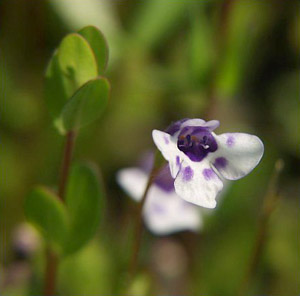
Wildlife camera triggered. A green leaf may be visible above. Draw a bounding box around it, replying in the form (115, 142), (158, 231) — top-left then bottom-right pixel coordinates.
(24, 186), (68, 252)
(78, 26), (109, 73)
(64, 163), (104, 255)
(45, 33), (98, 120)
(61, 77), (110, 131)
(45, 51), (67, 120)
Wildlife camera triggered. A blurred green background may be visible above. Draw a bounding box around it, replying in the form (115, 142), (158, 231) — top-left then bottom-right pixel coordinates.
(0, 0), (299, 295)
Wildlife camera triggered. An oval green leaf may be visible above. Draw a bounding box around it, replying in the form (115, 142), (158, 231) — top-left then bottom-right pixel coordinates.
(64, 163), (104, 255)
(61, 77), (110, 131)
(24, 186), (68, 252)
(45, 33), (98, 120)
(78, 26), (109, 73)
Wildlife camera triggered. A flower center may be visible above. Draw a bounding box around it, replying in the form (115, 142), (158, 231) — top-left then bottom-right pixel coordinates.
(177, 127), (218, 162)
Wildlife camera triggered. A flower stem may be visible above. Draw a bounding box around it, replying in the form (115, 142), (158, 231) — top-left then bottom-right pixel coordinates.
(127, 153), (164, 285)
(58, 131), (76, 201)
(43, 130), (76, 296)
(128, 167), (156, 279)
(43, 247), (58, 296)
(238, 159), (284, 296)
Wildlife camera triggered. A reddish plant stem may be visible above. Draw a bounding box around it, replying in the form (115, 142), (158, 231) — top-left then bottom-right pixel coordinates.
(58, 131), (76, 201)
(43, 130), (76, 296)
(43, 248), (58, 296)
(238, 160), (284, 296)
(127, 165), (159, 283)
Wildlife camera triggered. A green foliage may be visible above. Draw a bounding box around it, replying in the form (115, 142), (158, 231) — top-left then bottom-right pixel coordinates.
(131, 0), (188, 49)
(61, 77), (110, 131)
(2, 1), (300, 295)
(24, 163), (104, 256)
(215, 1), (274, 98)
(188, 4), (215, 86)
(45, 33), (98, 119)
(64, 163), (104, 255)
(78, 26), (109, 73)
(24, 186), (68, 252)
(45, 26), (109, 132)
(59, 241), (114, 296)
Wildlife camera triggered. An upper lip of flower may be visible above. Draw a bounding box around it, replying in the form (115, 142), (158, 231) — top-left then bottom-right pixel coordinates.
(152, 118), (264, 209)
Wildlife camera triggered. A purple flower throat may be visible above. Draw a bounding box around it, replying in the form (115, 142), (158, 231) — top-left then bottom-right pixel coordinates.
(177, 127), (218, 162)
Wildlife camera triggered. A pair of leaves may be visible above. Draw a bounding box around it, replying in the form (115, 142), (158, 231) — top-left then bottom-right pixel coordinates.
(24, 163), (104, 256)
(45, 26), (109, 133)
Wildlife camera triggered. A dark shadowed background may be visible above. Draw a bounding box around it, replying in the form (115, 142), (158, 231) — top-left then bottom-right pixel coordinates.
(0, 0), (299, 295)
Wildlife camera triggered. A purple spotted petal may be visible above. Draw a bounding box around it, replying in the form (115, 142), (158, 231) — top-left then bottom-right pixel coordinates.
(214, 157), (228, 170)
(182, 166), (194, 182)
(226, 135), (235, 147)
(202, 168), (216, 181)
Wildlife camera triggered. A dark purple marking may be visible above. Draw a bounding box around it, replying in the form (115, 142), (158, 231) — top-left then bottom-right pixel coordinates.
(202, 168), (215, 181)
(151, 203), (166, 215)
(165, 118), (189, 136)
(226, 135), (235, 147)
(154, 165), (174, 192)
(177, 126), (218, 162)
(176, 156), (181, 166)
(214, 157), (228, 170)
(183, 166), (194, 182)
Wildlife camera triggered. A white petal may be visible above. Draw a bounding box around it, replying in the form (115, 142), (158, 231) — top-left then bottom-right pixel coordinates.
(152, 129), (175, 160)
(116, 168), (147, 201)
(181, 119), (206, 128)
(152, 129), (181, 178)
(212, 133), (264, 180)
(203, 120), (220, 130)
(143, 185), (201, 235)
(181, 119), (220, 131)
(174, 160), (223, 209)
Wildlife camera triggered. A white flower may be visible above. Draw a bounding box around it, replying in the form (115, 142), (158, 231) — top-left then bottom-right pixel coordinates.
(152, 119), (264, 209)
(117, 165), (201, 235)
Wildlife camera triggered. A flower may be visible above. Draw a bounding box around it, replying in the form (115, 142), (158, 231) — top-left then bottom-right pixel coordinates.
(152, 119), (264, 209)
(117, 163), (201, 235)
(12, 223), (40, 260)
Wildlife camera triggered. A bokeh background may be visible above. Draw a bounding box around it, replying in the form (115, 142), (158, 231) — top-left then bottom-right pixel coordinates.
(0, 0), (299, 295)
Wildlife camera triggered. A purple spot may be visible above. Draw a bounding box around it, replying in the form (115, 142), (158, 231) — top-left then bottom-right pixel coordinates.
(176, 156), (180, 166)
(226, 135), (235, 147)
(214, 157), (228, 170)
(164, 136), (169, 144)
(183, 166), (194, 182)
(152, 203), (166, 215)
(202, 168), (215, 181)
